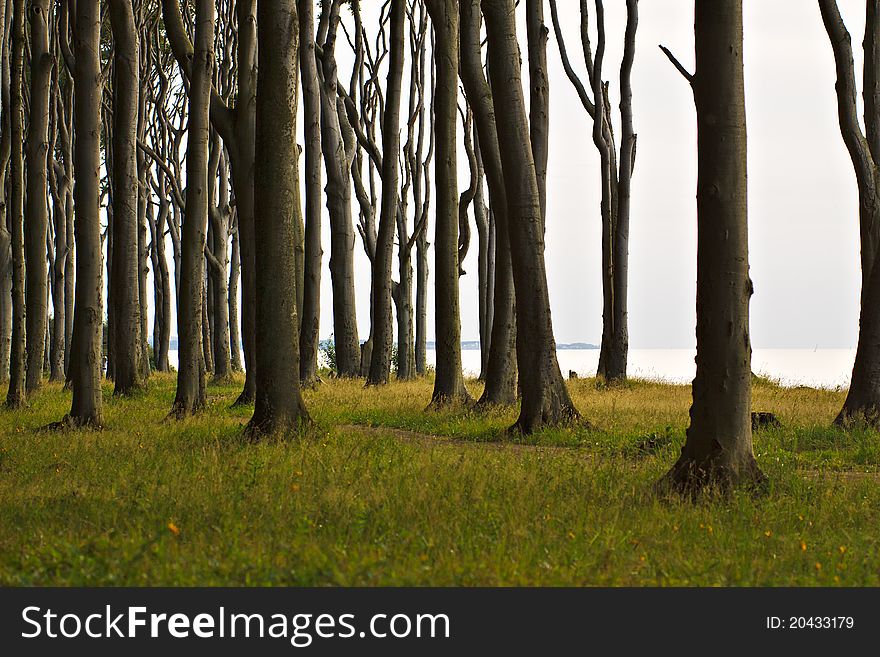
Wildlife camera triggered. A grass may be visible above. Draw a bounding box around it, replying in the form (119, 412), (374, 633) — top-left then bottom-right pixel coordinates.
(0, 372), (878, 586)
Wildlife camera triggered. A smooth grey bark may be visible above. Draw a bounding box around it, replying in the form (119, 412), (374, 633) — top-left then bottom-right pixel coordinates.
(473, 132), (491, 380)
(658, 0), (763, 492)
(426, 0), (470, 405)
(170, 0), (213, 417)
(206, 134), (232, 381)
(47, 68), (67, 383)
(549, 0), (635, 383)
(367, 0), (405, 386)
(229, 222), (242, 371)
(460, 0), (517, 406)
(0, 0), (12, 382)
(526, 0), (549, 226)
(65, 0), (104, 426)
(819, 0), (880, 426)
(5, 0), (24, 408)
(317, 0), (360, 377)
(299, 0), (322, 386)
(23, 0), (52, 394)
(161, 0), (257, 405)
(108, 0), (145, 395)
(247, 0), (310, 435)
(483, 0), (578, 432)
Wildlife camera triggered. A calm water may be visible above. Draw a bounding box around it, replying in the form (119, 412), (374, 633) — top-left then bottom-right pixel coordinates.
(168, 348), (857, 390)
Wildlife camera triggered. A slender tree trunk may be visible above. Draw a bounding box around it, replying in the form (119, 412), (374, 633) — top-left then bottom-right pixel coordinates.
(426, 0), (469, 405)
(415, 226), (429, 375)
(659, 0), (762, 492)
(299, 0), (322, 386)
(820, 0), (880, 425)
(0, 0), (13, 383)
(460, 0), (516, 406)
(148, 192), (172, 372)
(229, 223), (242, 371)
(64, 0), (104, 426)
(170, 0), (213, 417)
(5, 0), (24, 408)
(474, 136), (491, 380)
(526, 0), (549, 226)
(108, 0), (144, 395)
(23, 0), (52, 394)
(483, 0), (577, 431)
(367, 0), (405, 386)
(247, 0), (310, 436)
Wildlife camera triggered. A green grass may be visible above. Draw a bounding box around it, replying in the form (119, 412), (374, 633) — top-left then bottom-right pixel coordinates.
(0, 372), (878, 585)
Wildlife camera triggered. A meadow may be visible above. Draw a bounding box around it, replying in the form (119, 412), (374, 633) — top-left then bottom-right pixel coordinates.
(0, 372), (877, 586)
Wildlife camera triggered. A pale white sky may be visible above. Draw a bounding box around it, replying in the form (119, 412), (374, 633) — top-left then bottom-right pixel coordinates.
(315, 0), (867, 350)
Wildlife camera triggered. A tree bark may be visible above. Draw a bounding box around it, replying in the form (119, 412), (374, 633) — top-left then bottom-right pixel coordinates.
(526, 0), (550, 226)
(317, 1), (360, 377)
(659, 0), (763, 492)
(247, 0), (310, 435)
(820, 0), (880, 426)
(460, 0), (517, 407)
(229, 222), (242, 371)
(299, 0), (322, 386)
(5, 0), (24, 407)
(65, 0), (104, 426)
(23, 0), (52, 394)
(170, 0), (213, 417)
(366, 0), (405, 386)
(427, 0), (470, 405)
(483, 0), (578, 432)
(108, 0), (145, 395)
(0, 0), (13, 383)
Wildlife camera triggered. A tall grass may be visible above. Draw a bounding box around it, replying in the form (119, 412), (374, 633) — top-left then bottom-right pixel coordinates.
(0, 373), (877, 585)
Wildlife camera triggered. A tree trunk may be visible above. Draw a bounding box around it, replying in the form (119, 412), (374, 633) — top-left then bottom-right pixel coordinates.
(108, 0), (144, 395)
(5, 0), (25, 407)
(483, 0), (577, 431)
(229, 223), (242, 371)
(65, 0), (104, 426)
(0, 0), (13, 383)
(317, 2), (360, 377)
(366, 0), (405, 386)
(460, 0), (517, 407)
(426, 0), (469, 405)
(23, 0), (52, 394)
(820, 0), (880, 425)
(659, 0), (763, 492)
(247, 0), (310, 435)
(299, 0), (322, 386)
(170, 0), (213, 417)
(526, 0), (549, 226)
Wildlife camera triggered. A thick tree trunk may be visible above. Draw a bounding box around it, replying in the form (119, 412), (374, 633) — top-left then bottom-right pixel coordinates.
(5, 0), (25, 407)
(299, 0), (322, 386)
(24, 0), (52, 394)
(460, 0), (517, 407)
(483, 0), (577, 432)
(65, 0), (104, 426)
(659, 0), (763, 492)
(427, 0), (469, 405)
(170, 0), (213, 417)
(247, 0), (310, 436)
(367, 0), (405, 386)
(108, 0), (144, 395)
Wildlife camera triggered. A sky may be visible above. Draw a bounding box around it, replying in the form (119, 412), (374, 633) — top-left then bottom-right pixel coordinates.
(147, 1), (869, 351)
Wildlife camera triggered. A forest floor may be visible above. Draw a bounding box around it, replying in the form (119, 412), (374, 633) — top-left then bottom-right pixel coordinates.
(1, 372), (878, 585)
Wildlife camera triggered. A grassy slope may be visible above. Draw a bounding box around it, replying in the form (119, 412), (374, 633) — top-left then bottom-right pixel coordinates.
(0, 372), (877, 586)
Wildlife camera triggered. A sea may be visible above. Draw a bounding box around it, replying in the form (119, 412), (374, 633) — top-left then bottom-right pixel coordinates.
(166, 348), (857, 390)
